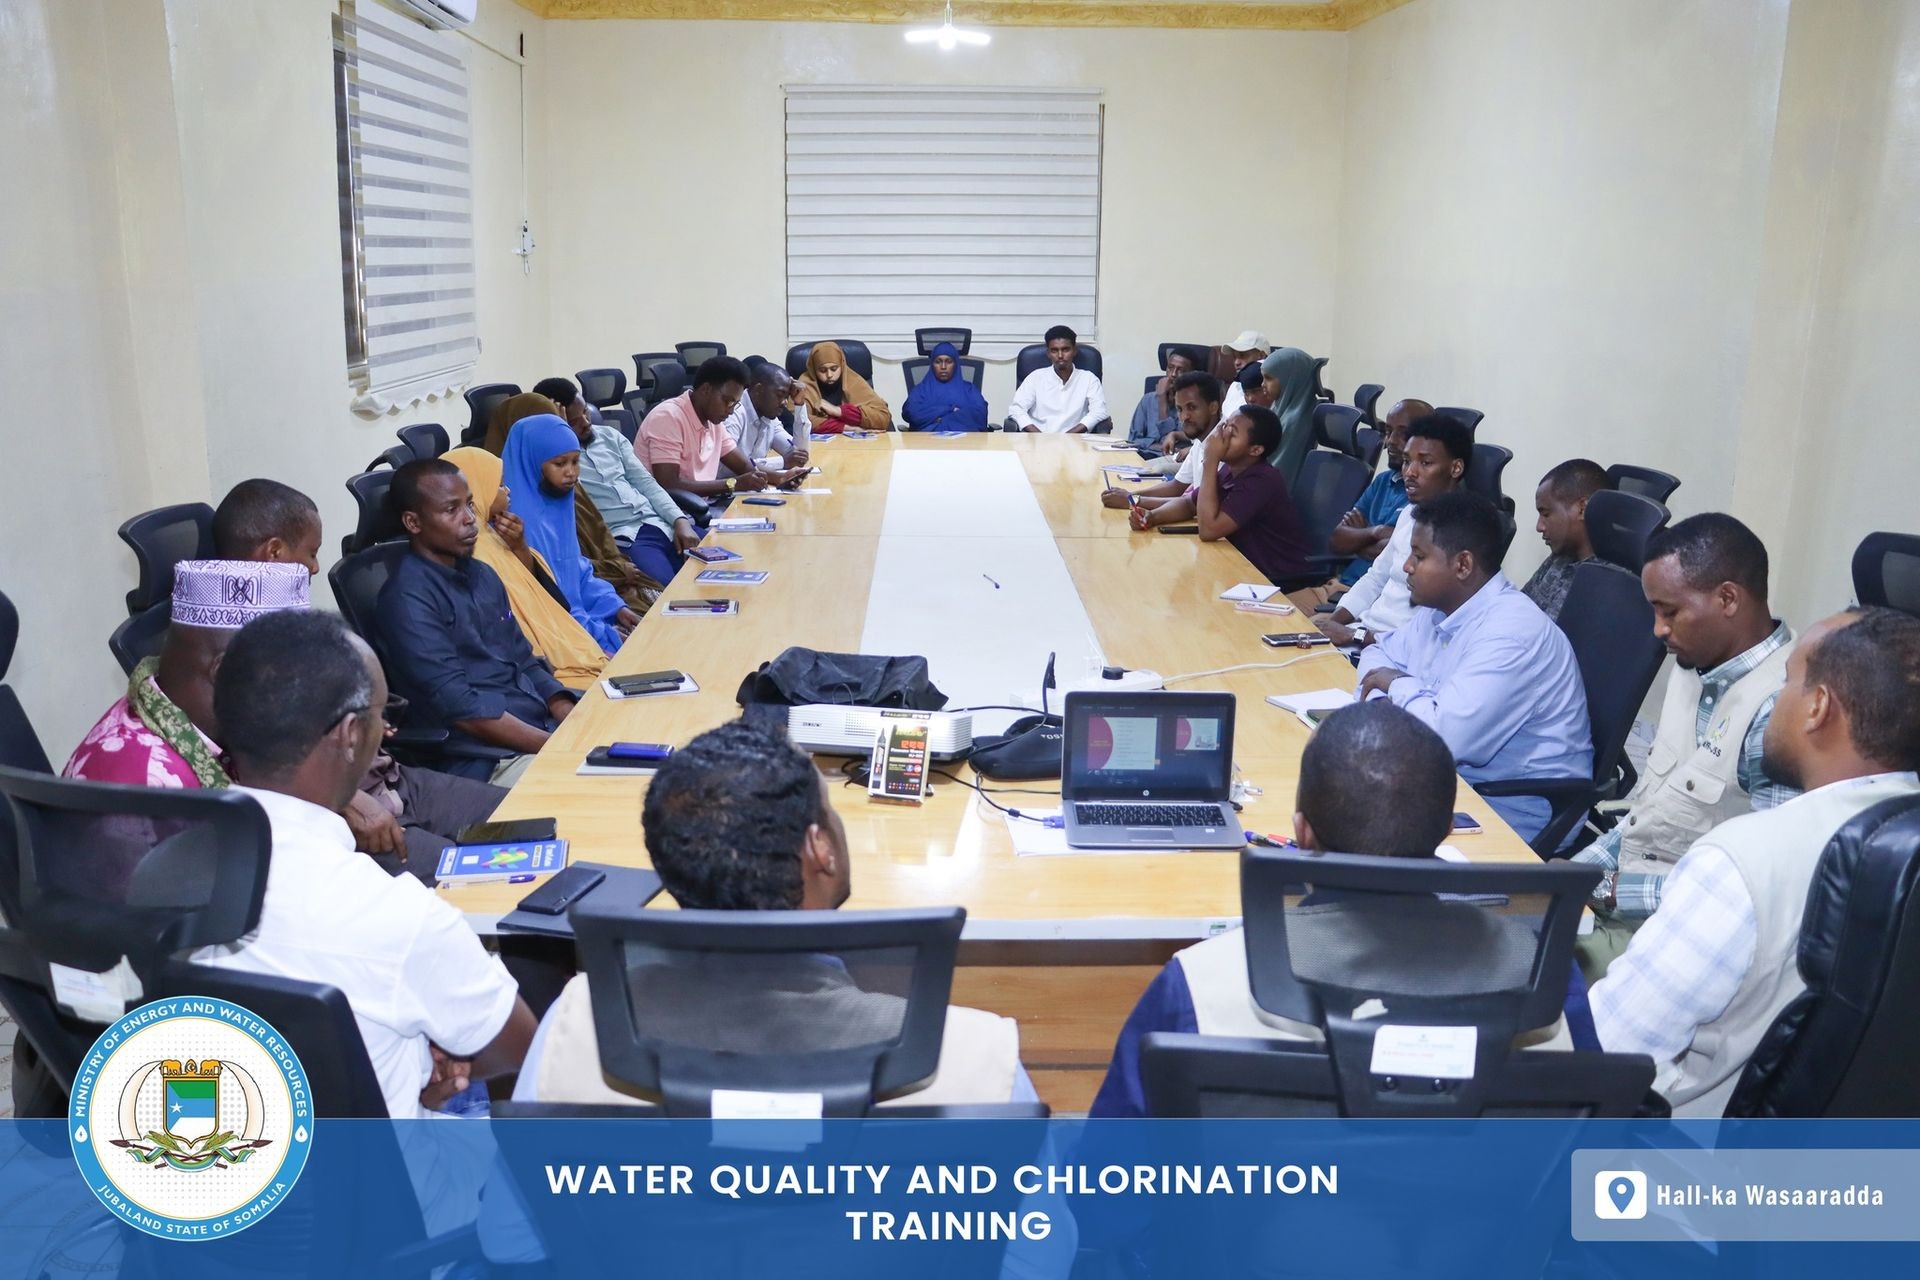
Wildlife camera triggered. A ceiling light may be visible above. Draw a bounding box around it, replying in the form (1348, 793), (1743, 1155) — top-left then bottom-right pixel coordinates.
(905, 2), (990, 50)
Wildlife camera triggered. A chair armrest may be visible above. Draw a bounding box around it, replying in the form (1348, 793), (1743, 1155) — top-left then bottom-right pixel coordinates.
(1473, 776), (1597, 801)
(384, 727), (449, 751)
(1002, 417), (1020, 432)
(1473, 776), (1600, 857)
(666, 489), (709, 521)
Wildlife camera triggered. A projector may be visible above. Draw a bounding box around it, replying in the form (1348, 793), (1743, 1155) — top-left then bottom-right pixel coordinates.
(785, 705), (974, 760)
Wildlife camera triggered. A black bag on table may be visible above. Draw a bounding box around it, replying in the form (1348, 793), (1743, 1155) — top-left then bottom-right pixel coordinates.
(735, 647), (949, 712)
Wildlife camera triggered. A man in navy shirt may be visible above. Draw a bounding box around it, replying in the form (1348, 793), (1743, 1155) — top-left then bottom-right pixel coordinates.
(377, 460), (573, 785)
(1089, 699), (1599, 1118)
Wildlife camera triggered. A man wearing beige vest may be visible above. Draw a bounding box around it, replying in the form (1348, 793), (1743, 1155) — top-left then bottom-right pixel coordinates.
(1574, 514), (1799, 978)
(511, 717), (1033, 1109)
(1590, 607), (1920, 1118)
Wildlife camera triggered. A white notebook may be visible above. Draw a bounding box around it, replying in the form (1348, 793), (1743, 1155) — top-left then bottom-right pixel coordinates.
(1265, 688), (1352, 729)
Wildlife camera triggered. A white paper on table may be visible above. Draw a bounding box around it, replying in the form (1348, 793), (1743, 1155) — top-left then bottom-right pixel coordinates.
(1220, 583), (1279, 603)
(1265, 688), (1353, 716)
(788, 487), (832, 496)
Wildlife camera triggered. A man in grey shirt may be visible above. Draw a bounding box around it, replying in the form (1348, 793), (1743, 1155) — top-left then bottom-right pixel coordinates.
(534, 376), (698, 586)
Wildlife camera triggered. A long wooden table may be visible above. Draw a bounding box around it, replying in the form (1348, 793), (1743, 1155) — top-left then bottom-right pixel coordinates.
(444, 433), (1534, 1109)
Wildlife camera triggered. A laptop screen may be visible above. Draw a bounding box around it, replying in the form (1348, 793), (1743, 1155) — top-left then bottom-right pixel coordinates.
(1063, 691), (1236, 800)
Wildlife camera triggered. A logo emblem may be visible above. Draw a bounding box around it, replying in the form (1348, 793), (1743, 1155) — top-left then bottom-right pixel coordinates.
(70, 997), (313, 1240)
(1594, 1169), (1647, 1220)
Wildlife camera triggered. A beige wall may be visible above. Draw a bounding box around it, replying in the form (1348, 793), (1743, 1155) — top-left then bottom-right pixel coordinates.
(539, 20), (1348, 412)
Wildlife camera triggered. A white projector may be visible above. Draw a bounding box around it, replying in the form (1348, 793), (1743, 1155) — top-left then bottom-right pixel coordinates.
(785, 705), (974, 760)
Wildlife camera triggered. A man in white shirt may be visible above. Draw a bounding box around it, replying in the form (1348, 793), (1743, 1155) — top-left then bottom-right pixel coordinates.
(1008, 325), (1110, 434)
(1100, 372), (1223, 502)
(194, 610), (535, 1120)
(1316, 412), (1471, 647)
(1217, 328), (1271, 424)
(721, 363), (811, 482)
(1590, 606), (1920, 1116)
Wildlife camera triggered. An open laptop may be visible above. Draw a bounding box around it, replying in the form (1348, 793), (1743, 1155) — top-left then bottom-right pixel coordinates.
(1062, 690), (1242, 849)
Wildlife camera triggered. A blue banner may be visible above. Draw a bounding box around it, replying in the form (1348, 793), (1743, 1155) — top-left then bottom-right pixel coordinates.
(6, 1117), (1920, 1277)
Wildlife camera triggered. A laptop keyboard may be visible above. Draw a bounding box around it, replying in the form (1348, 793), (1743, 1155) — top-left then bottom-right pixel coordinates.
(1075, 802), (1228, 828)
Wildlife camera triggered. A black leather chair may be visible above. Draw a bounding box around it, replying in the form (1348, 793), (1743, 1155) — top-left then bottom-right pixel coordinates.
(1433, 405), (1485, 436)
(340, 468), (403, 556)
(1585, 489), (1669, 573)
(1157, 342), (1212, 373)
(1851, 531), (1920, 616)
(365, 441), (414, 471)
(117, 502), (216, 616)
(1605, 463), (1681, 504)
(619, 389), (651, 441)
(0, 591), (50, 774)
(674, 341), (727, 369)
(1011, 341), (1102, 384)
(575, 367), (628, 409)
(785, 340), (875, 384)
(1290, 450), (1375, 580)
(901, 356), (985, 392)
(395, 421), (448, 461)
(1353, 382), (1386, 427)
(1468, 441), (1515, 514)
(914, 326), (972, 356)
(601, 406), (638, 441)
(650, 359), (689, 405)
(1726, 794), (1920, 1116)
(1479, 561), (1669, 854)
(631, 352), (683, 403)
(461, 382), (519, 447)
(108, 601), (172, 676)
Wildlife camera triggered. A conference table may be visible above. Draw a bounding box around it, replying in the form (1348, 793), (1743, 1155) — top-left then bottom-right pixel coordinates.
(442, 431), (1534, 1110)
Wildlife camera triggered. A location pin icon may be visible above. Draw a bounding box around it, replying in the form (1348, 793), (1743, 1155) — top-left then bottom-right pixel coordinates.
(1609, 1178), (1635, 1213)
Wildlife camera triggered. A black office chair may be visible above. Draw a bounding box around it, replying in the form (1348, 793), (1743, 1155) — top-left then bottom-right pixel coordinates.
(107, 601), (172, 676)
(1478, 561), (1669, 854)
(0, 591), (50, 775)
(1605, 463), (1681, 504)
(395, 421), (448, 461)
(619, 389), (651, 442)
(1468, 441), (1515, 514)
(1012, 342), (1103, 384)
(461, 381), (519, 447)
(901, 356), (986, 392)
(340, 468), (403, 556)
(1851, 531), (1920, 616)
(649, 359), (689, 405)
(631, 352), (683, 403)
(674, 341), (727, 369)
(1289, 451), (1375, 581)
(1727, 794), (1920, 1117)
(1312, 402), (1366, 456)
(914, 326), (973, 356)
(1156, 342), (1212, 374)
(1585, 489), (1669, 573)
(365, 441), (414, 472)
(1353, 382), (1386, 427)
(601, 406), (638, 441)
(117, 502), (216, 616)
(575, 367), (628, 409)
(1353, 424), (1384, 471)
(1141, 847), (1651, 1117)
(1310, 355), (1333, 403)
(784, 340), (876, 385)
(1433, 405), (1485, 436)
(1496, 509), (1518, 565)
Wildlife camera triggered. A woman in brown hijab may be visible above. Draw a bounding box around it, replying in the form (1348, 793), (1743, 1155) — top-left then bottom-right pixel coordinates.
(796, 341), (890, 433)
(484, 392), (661, 612)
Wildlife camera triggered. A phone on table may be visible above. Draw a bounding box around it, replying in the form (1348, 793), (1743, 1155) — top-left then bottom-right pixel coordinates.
(1157, 524), (1200, 535)
(456, 816), (557, 844)
(742, 496), (786, 506)
(516, 865), (606, 915)
(1263, 633), (1333, 649)
(687, 546), (733, 563)
(609, 669), (685, 694)
(607, 742), (675, 763)
(1452, 812), (1484, 835)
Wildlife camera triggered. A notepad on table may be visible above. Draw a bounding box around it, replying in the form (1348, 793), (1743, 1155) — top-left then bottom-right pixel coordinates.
(1265, 688), (1352, 730)
(1220, 583), (1279, 603)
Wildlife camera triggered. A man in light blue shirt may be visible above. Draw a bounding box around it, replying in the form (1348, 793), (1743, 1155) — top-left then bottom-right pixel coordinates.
(1355, 490), (1592, 844)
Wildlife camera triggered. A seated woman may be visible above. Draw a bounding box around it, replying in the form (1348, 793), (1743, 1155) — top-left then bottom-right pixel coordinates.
(1259, 346), (1320, 485)
(797, 341), (890, 433)
(445, 446), (609, 685)
(499, 414), (640, 655)
(901, 343), (990, 432)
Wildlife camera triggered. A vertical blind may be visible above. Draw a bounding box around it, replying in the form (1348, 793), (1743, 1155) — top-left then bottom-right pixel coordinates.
(334, 0), (479, 413)
(785, 86), (1102, 360)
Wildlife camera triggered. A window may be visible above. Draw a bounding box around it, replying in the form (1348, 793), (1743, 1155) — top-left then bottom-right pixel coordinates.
(334, 0), (479, 413)
(784, 86), (1102, 359)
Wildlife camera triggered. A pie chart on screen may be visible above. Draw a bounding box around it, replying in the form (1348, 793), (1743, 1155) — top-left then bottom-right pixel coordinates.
(1086, 716), (1114, 769)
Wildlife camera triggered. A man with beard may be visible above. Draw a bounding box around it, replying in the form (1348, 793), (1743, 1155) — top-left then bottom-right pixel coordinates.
(1590, 606), (1920, 1116)
(1572, 514), (1798, 976)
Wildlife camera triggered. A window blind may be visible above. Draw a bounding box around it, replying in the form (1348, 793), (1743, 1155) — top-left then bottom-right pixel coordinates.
(785, 86), (1102, 360)
(334, 0), (478, 413)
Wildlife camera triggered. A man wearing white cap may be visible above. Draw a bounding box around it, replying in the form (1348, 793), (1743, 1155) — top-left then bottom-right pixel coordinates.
(65, 559), (500, 879)
(1218, 329), (1272, 424)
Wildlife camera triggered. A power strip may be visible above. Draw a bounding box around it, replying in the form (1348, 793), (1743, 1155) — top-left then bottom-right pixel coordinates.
(1042, 667), (1165, 715)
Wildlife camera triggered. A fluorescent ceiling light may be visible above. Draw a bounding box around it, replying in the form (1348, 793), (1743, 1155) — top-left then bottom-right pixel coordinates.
(905, 2), (990, 50)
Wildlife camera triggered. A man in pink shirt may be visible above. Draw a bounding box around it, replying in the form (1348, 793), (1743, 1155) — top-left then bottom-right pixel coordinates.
(636, 355), (769, 500)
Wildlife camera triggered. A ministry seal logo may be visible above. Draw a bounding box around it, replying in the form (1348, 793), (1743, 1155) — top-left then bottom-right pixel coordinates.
(69, 996), (313, 1241)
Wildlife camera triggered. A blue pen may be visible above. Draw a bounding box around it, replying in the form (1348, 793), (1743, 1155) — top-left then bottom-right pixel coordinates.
(1245, 831), (1296, 849)
(507, 874), (537, 884)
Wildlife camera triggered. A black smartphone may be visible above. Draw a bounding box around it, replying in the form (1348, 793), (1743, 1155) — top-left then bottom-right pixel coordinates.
(1263, 633), (1333, 648)
(456, 816), (557, 844)
(1157, 524), (1200, 535)
(610, 669), (684, 692)
(742, 496), (786, 506)
(1452, 811), (1484, 834)
(517, 865), (606, 915)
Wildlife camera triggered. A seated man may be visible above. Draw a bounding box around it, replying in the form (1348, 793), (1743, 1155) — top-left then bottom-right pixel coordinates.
(1324, 398), (1430, 590)
(1008, 324), (1110, 434)
(1573, 513), (1798, 975)
(378, 460), (574, 786)
(1125, 347), (1195, 452)
(516, 717), (1031, 1108)
(1089, 700), (1599, 1118)
(1216, 329), (1271, 423)
(1592, 606), (1920, 1117)
(1316, 411), (1471, 647)
(721, 362), (813, 473)
(1102, 372), (1223, 496)
(194, 610), (536, 1119)
(1522, 458), (1610, 619)
(1356, 491), (1592, 844)
(536, 375), (702, 587)
(636, 355), (769, 500)
(1123, 406), (1314, 594)
(211, 477), (324, 575)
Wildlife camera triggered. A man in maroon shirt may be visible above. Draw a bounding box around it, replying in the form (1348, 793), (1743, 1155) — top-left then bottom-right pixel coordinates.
(1125, 405), (1313, 595)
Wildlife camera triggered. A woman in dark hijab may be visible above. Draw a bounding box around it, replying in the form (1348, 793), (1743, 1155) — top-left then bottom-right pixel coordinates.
(901, 343), (990, 432)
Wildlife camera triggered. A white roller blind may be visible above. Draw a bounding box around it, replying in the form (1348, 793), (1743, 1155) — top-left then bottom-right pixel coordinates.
(785, 86), (1102, 360)
(335, 0), (478, 413)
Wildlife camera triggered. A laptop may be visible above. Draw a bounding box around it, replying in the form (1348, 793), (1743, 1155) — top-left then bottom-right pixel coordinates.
(1061, 690), (1243, 849)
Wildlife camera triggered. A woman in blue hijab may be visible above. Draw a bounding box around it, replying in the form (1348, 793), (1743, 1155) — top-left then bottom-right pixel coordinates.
(901, 343), (990, 432)
(500, 414), (637, 654)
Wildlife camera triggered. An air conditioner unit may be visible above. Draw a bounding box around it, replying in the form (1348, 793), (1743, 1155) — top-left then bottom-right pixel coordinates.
(785, 705), (974, 762)
(390, 0), (477, 30)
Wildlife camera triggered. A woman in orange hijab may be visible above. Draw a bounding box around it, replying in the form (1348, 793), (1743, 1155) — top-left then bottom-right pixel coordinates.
(796, 341), (890, 433)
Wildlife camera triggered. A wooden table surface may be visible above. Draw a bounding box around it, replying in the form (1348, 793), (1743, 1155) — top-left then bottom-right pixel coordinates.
(443, 431), (1534, 930)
